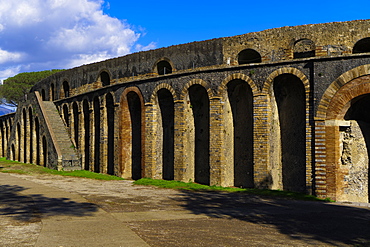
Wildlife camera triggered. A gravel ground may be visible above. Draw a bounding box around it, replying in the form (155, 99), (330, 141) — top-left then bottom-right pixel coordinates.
(1, 173), (370, 246)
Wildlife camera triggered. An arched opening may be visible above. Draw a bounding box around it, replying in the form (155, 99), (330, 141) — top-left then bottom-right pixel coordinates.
(157, 60), (172, 75)
(63, 104), (69, 127)
(106, 94), (115, 175)
(272, 74), (306, 192)
(28, 108), (33, 163)
(157, 88), (174, 180)
(35, 117), (40, 166)
(83, 100), (90, 171)
(17, 123), (21, 161)
(238, 49), (262, 65)
(227, 79), (254, 187)
(127, 91), (143, 180)
(341, 94), (370, 202)
(23, 109), (27, 163)
(188, 84), (210, 185)
(11, 144), (15, 161)
(293, 39), (315, 59)
(353, 37), (370, 54)
(50, 83), (55, 101)
(101, 71), (110, 86)
(93, 97), (100, 173)
(63, 81), (70, 98)
(41, 89), (46, 101)
(72, 102), (79, 148)
(42, 136), (47, 167)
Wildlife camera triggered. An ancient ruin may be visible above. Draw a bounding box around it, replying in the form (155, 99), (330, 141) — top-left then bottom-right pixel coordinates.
(1, 20), (370, 202)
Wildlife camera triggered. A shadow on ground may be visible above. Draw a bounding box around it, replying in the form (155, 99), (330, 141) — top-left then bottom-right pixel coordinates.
(0, 184), (98, 222)
(175, 190), (370, 246)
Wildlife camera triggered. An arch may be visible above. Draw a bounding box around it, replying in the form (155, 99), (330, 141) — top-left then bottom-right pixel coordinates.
(150, 83), (177, 103)
(93, 96), (101, 173)
(63, 104), (69, 127)
(353, 37), (370, 54)
(183, 83), (210, 185)
(237, 49), (262, 65)
(263, 67), (310, 94)
(106, 93), (115, 175)
(226, 79), (254, 187)
(41, 89), (46, 101)
(119, 87), (145, 179)
(11, 144), (15, 161)
(154, 58), (174, 75)
(293, 39), (315, 59)
(42, 136), (47, 167)
(100, 71), (111, 86)
(271, 74), (306, 192)
(157, 88), (175, 180)
(50, 83), (55, 101)
(218, 73), (259, 96)
(22, 108), (27, 163)
(320, 71), (370, 202)
(35, 117), (40, 166)
(72, 102), (79, 148)
(180, 79), (212, 99)
(83, 100), (90, 171)
(28, 107), (33, 164)
(63, 81), (70, 98)
(17, 123), (21, 161)
(316, 64), (370, 120)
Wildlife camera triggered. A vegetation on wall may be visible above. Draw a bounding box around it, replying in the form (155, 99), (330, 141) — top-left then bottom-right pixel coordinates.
(0, 69), (64, 106)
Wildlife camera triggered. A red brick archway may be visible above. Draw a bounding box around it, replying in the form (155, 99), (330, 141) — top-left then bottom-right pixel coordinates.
(119, 87), (145, 179)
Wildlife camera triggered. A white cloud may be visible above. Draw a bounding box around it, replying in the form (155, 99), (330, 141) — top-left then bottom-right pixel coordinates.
(0, 0), (154, 80)
(0, 66), (21, 82)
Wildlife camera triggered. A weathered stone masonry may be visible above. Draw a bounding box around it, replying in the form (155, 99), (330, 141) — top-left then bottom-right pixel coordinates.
(2, 20), (370, 202)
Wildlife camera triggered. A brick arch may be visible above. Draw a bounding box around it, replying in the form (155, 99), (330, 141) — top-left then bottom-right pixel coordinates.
(317, 64), (370, 120)
(152, 57), (176, 74)
(119, 86), (145, 179)
(262, 67), (310, 94)
(218, 73), (258, 96)
(180, 79), (213, 100)
(96, 68), (112, 81)
(150, 83), (178, 104)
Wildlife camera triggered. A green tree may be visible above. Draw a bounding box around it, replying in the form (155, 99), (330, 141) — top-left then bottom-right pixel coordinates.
(0, 69), (64, 106)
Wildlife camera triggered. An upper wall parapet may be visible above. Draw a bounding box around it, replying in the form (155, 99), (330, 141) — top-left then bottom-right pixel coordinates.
(30, 19), (370, 100)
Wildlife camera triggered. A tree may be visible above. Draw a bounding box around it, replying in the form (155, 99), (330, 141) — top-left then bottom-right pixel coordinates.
(0, 69), (64, 107)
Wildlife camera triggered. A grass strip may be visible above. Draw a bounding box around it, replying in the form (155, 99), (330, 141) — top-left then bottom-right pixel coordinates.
(134, 178), (333, 202)
(0, 157), (123, 180)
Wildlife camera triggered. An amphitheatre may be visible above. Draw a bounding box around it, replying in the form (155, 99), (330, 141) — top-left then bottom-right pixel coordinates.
(1, 19), (370, 203)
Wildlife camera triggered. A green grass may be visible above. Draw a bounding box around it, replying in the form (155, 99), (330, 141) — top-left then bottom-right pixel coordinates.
(134, 178), (333, 202)
(0, 157), (123, 180)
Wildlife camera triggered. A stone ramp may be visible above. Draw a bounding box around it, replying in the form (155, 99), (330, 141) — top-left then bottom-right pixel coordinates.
(41, 101), (80, 170)
(0, 173), (149, 247)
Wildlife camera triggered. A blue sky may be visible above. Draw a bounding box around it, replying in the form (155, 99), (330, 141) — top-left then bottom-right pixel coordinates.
(0, 0), (369, 82)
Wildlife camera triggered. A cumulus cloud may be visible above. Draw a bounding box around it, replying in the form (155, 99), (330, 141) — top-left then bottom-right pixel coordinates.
(0, 0), (153, 80)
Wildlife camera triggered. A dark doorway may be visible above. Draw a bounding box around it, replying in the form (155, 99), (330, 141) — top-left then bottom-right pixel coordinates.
(293, 39), (315, 59)
(63, 105), (69, 127)
(158, 88), (174, 180)
(72, 102), (79, 148)
(93, 97), (100, 173)
(29, 108), (33, 163)
(35, 118), (40, 166)
(157, 61), (172, 75)
(227, 79), (254, 187)
(238, 49), (262, 65)
(127, 91), (142, 180)
(353, 37), (370, 54)
(189, 85), (210, 185)
(42, 136), (47, 167)
(83, 100), (90, 171)
(106, 94), (115, 175)
(63, 81), (70, 98)
(23, 109), (27, 163)
(273, 74), (306, 192)
(101, 72), (110, 86)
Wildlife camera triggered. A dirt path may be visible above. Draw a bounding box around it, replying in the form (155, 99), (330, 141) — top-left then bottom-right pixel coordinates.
(1, 173), (370, 246)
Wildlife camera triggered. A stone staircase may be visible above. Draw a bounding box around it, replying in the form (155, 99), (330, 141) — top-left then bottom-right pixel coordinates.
(41, 101), (81, 171)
